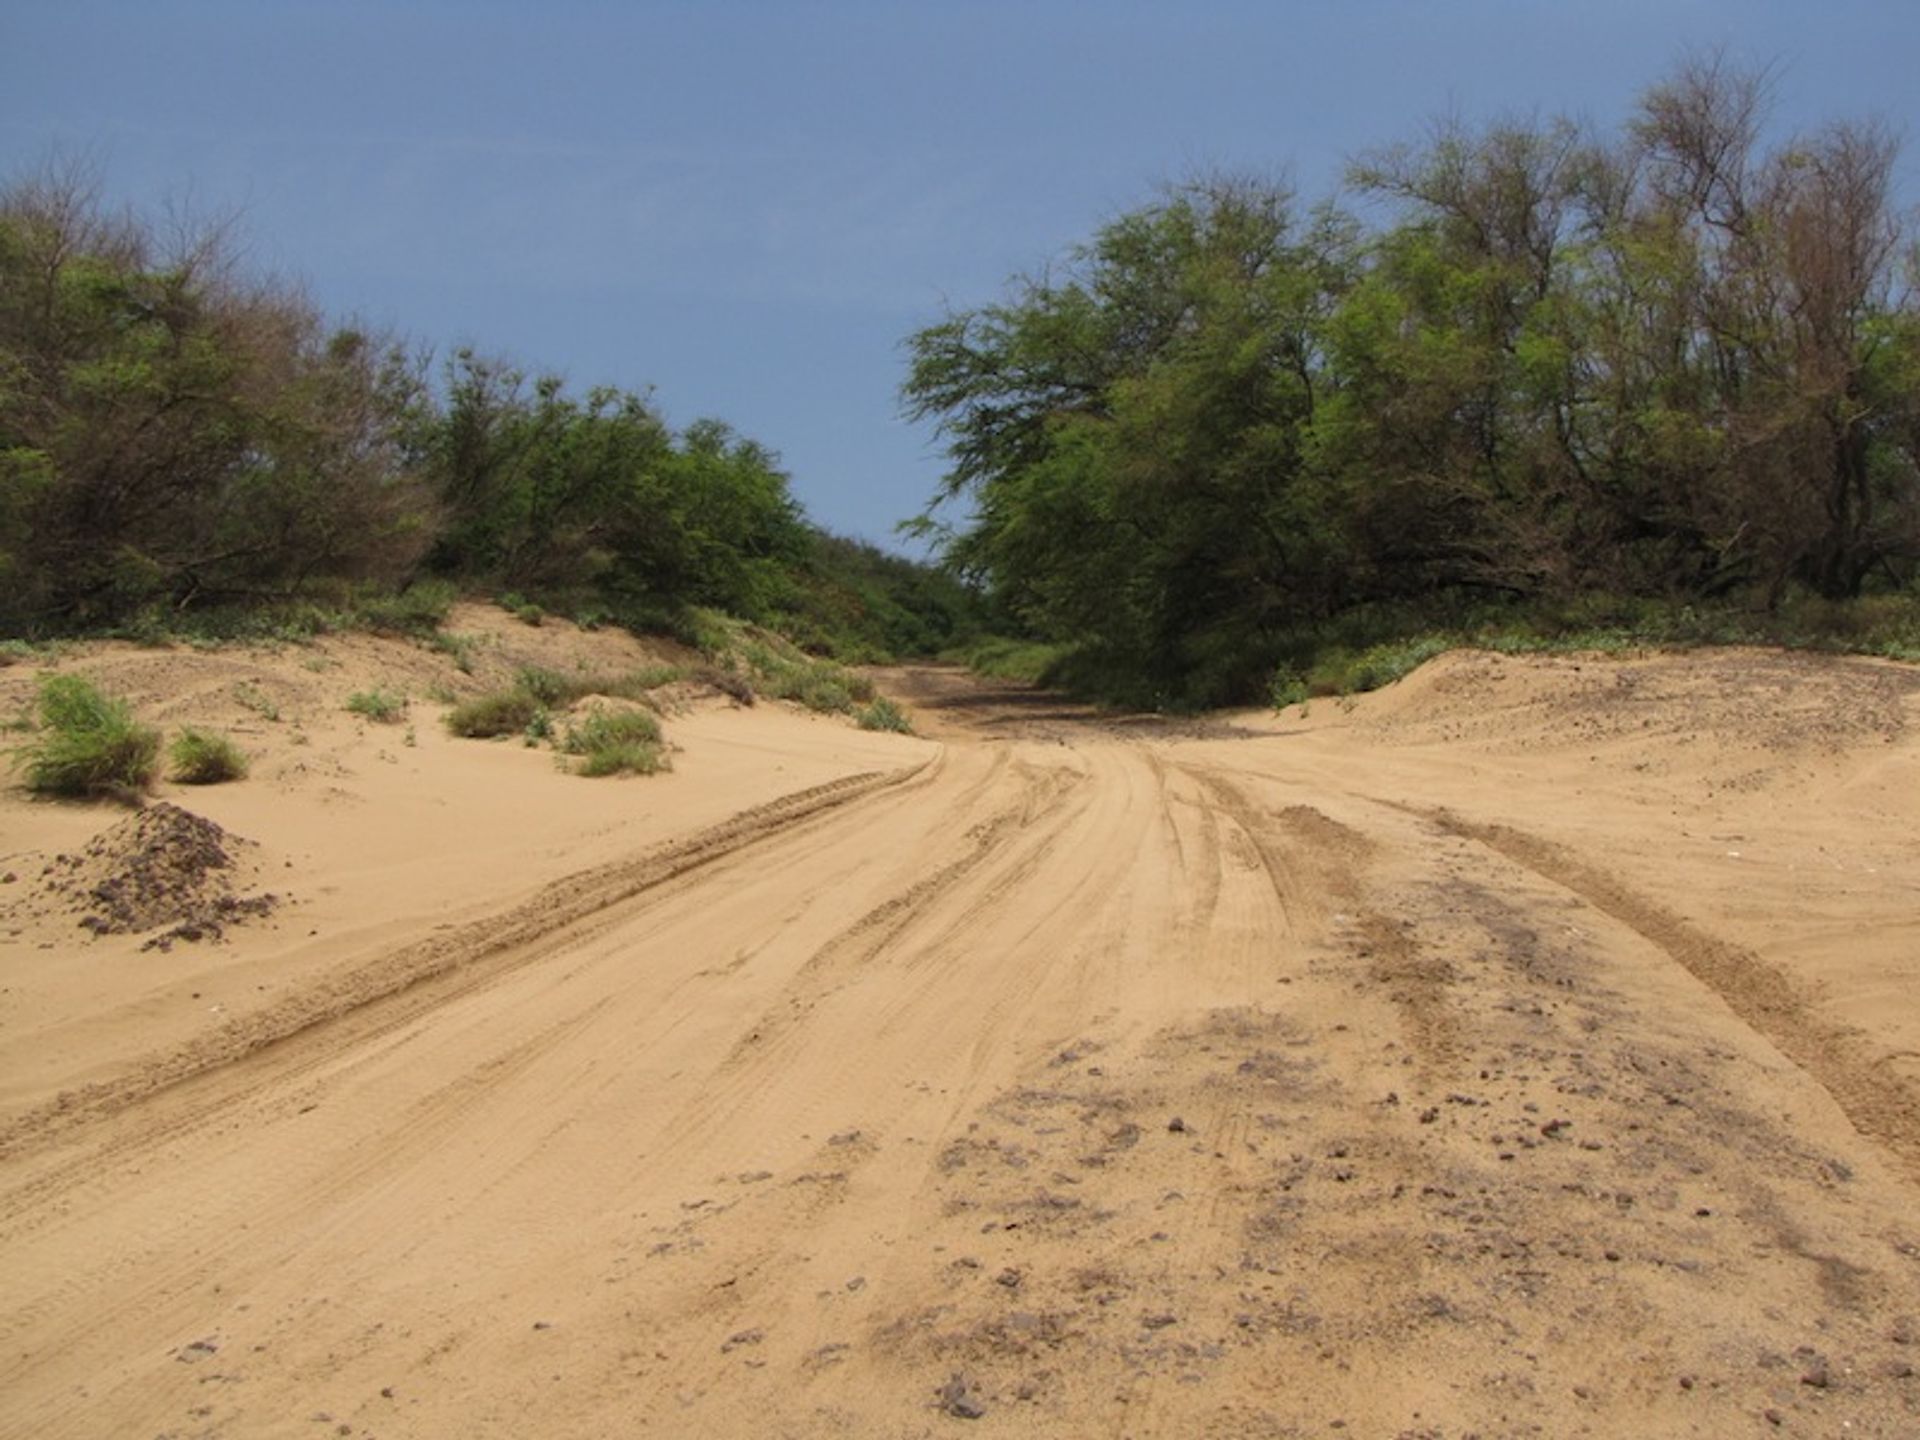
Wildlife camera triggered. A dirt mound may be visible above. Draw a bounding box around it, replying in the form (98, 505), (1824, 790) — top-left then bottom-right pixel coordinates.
(1353, 647), (1920, 754)
(34, 803), (278, 949)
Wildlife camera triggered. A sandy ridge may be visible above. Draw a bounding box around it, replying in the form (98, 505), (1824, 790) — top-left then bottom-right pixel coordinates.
(0, 761), (929, 1172)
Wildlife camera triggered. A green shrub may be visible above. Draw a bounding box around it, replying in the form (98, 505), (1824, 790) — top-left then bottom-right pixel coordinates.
(791, 669), (853, 713)
(750, 650), (862, 714)
(346, 688), (407, 723)
(445, 690), (542, 738)
(169, 728), (248, 784)
(695, 665), (755, 705)
(600, 664), (688, 699)
(14, 674), (160, 796)
(353, 580), (458, 636)
(1269, 669), (1309, 709)
(949, 637), (1066, 685)
(515, 665), (584, 706)
(562, 708), (667, 777)
(856, 696), (913, 733)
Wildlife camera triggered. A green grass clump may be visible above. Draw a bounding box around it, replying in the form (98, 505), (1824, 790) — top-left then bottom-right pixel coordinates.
(789, 669), (853, 713)
(856, 696), (913, 733)
(751, 651), (866, 715)
(346, 688), (407, 723)
(514, 665), (584, 707)
(14, 674), (160, 796)
(948, 637), (1068, 685)
(169, 728), (248, 784)
(445, 690), (543, 738)
(562, 708), (667, 777)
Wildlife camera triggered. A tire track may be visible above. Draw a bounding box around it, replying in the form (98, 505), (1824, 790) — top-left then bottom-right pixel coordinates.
(1431, 810), (1920, 1179)
(0, 763), (931, 1174)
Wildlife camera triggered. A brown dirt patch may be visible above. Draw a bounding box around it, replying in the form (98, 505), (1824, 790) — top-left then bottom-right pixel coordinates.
(20, 802), (279, 950)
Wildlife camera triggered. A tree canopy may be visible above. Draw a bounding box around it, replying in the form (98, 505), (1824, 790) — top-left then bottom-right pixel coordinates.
(0, 159), (979, 652)
(904, 57), (1920, 706)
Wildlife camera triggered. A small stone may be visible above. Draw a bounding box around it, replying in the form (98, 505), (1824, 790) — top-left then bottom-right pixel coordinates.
(1764, 1408), (1784, 1426)
(1801, 1363), (1830, 1389)
(939, 1371), (987, 1420)
(1678, 1375), (1694, 1391)
(1167, 1117), (1189, 1134)
(1142, 1313), (1178, 1330)
(994, 1268), (1022, 1289)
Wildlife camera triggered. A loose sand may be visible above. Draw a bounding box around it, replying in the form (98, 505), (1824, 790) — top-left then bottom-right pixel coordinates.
(2, 612), (1917, 1437)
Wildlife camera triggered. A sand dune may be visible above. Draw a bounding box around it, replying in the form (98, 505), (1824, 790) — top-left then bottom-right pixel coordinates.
(2, 621), (1917, 1436)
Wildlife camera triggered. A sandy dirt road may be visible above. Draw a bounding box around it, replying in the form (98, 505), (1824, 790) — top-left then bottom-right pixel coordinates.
(3, 645), (1919, 1437)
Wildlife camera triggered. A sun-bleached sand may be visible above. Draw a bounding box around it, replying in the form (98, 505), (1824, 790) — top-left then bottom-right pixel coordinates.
(2, 613), (1917, 1437)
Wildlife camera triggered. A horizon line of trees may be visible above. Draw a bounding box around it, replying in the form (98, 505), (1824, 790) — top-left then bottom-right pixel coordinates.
(0, 159), (980, 656)
(904, 54), (1920, 705)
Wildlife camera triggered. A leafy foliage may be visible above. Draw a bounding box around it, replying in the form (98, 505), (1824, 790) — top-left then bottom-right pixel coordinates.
(0, 162), (966, 672)
(905, 62), (1920, 707)
(0, 161), (434, 632)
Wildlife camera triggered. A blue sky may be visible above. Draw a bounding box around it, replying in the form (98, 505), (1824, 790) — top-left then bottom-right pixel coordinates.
(4, 1), (1916, 550)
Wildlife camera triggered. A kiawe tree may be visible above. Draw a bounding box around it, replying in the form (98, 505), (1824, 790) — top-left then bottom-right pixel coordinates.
(0, 159), (432, 628)
(905, 176), (1352, 705)
(904, 57), (1919, 708)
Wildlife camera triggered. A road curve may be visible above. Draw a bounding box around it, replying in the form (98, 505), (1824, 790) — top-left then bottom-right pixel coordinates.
(3, 661), (1917, 1438)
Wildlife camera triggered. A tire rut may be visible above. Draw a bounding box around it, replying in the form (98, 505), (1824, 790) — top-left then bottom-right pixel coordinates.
(0, 763), (930, 1175)
(1432, 810), (1920, 1181)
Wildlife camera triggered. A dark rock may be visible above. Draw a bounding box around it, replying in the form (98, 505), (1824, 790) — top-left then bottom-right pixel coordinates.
(939, 1371), (987, 1420)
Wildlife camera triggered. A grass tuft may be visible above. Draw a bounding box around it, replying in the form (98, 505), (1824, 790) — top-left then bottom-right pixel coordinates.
(856, 696), (913, 733)
(14, 674), (160, 796)
(562, 708), (667, 777)
(346, 688), (407, 723)
(445, 690), (542, 738)
(169, 728), (248, 784)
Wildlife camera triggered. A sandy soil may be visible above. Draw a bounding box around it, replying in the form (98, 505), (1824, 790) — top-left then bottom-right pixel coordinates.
(2, 618), (1917, 1437)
